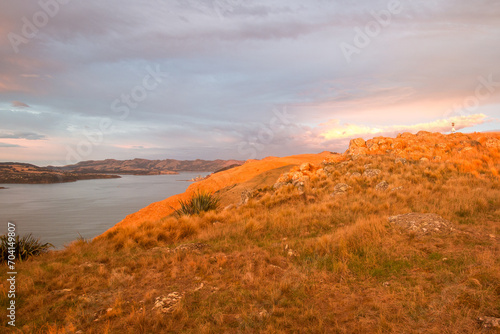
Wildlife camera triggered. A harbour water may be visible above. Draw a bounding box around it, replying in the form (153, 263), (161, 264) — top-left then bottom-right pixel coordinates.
(0, 172), (208, 248)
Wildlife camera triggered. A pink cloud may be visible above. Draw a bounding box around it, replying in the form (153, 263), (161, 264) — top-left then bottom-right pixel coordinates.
(11, 101), (30, 108)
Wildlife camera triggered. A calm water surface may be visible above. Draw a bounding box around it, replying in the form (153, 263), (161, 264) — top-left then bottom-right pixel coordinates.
(0, 172), (208, 248)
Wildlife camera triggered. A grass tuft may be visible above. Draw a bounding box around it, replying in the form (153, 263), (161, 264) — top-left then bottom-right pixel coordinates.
(174, 191), (220, 217)
(0, 234), (53, 262)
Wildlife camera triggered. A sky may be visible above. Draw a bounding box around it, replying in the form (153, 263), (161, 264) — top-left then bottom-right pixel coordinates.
(0, 0), (499, 166)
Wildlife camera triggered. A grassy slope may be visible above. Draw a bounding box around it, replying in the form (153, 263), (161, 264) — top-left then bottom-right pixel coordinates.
(1, 137), (500, 333)
(104, 152), (331, 231)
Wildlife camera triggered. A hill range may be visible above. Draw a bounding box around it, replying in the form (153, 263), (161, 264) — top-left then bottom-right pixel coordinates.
(50, 158), (245, 175)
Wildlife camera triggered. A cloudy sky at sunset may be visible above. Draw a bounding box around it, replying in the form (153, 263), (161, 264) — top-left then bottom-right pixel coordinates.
(1, 0), (499, 165)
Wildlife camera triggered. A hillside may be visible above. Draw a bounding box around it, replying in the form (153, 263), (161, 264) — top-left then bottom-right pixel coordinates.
(51, 158), (245, 175)
(0, 163), (120, 184)
(1, 132), (499, 333)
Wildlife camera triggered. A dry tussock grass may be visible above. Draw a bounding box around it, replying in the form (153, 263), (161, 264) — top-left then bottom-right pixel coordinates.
(1, 148), (499, 333)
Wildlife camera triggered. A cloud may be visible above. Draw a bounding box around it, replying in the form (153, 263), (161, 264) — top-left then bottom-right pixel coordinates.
(0, 1), (499, 164)
(0, 131), (46, 140)
(316, 114), (489, 141)
(0, 142), (23, 148)
(11, 101), (30, 108)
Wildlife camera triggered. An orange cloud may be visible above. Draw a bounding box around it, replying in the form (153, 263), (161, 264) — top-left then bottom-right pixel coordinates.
(318, 114), (489, 140)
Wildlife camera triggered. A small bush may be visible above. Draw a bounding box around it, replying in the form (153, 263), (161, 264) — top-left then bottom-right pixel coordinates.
(1, 234), (53, 262)
(174, 191), (220, 217)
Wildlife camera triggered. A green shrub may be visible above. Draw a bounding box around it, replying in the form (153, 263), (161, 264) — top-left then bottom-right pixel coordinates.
(0, 234), (53, 262)
(174, 191), (220, 217)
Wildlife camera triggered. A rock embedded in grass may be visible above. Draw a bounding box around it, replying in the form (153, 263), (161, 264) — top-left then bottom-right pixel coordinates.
(152, 292), (184, 314)
(375, 181), (389, 191)
(363, 169), (381, 178)
(332, 183), (350, 196)
(151, 243), (209, 253)
(388, 213), (455, 236)
(478, 316), (500, 329)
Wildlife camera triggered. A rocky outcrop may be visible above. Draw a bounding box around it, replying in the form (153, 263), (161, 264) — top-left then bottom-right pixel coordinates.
(273, 162), (321, 191)
(345, 132), (500, 162)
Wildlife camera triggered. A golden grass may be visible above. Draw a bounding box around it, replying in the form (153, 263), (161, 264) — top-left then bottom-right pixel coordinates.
(1, 141), (499, 333)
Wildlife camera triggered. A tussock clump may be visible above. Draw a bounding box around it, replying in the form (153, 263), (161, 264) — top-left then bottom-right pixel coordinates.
(0, 234), (53, 262)
(174, 191), (220, 217)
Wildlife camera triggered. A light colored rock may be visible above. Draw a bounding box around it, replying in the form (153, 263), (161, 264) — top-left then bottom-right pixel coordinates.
(332, 183), (350, 196)
(351, 138), (366, 148)
(478, 316), (500, 329)
(363, 169), (381, 178)
(347, 138), (368, 155)
(240, 189), (254, 204)
(152, 292), (184, 314)
(485, 138), (500, 148)
(388, 213), (454, 235)
(368, 143), (379, 152)
(258, 309), (270, 319)
(316, 168), (326, 178)
(459, 147), (473, 153)
(299, 162), (313, 172)
(375, 181), (389, 191)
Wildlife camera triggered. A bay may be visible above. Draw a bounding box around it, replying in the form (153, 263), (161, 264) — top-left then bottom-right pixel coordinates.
(0, 172), (208, 249)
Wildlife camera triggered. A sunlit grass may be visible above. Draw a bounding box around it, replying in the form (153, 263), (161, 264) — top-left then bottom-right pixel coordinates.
(1, 138), (499, 333)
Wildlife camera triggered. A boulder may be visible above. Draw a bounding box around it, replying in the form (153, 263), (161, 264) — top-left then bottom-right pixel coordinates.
(299, 162), (313, 172)
(478, 316), (500, 329)
(152, 292), (184, 314)
(363, 169), (381, 178)
(347, 138), (368, 155)
(316, 168), (326, 178)
(332, 183), (350, 196)
(375, 181), (389, 191)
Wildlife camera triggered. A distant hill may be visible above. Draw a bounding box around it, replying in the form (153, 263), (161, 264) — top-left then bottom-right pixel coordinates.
(50, 158), (245, 175)
(0, 162), (120, 184)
